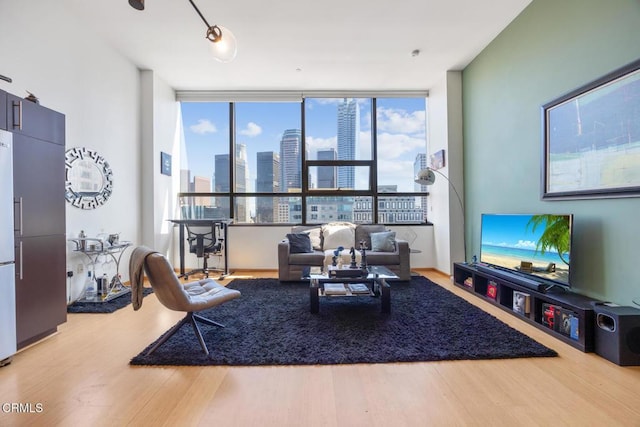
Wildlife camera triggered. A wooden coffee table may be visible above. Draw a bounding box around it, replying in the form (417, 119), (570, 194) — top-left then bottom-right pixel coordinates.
(307, 266), (398, 314)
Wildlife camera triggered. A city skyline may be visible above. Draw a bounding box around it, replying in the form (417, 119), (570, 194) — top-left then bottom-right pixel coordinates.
(180, 97), (427, 193)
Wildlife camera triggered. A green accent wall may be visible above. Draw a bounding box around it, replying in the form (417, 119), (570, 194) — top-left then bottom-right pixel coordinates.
(462, 0), (640, 304)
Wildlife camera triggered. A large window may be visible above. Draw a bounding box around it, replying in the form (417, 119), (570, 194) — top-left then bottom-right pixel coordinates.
(179, 95), (428, 224)
(179, 102), (231, 218)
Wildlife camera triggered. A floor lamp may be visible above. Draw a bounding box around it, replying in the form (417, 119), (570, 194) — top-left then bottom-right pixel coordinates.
(415, 168), (467, 262)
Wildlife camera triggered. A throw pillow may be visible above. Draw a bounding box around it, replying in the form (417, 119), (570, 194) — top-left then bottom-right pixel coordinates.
(370, 231), (396, 252)
(303, 227), (323, 250)
(321, 223), (355, 250)
(287, 233), (313, 254)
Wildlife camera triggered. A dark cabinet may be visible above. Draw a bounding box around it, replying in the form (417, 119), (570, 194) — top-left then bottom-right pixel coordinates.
(0, 90), (6, 130)
(8, 92), (66, 350)
(13, 133), (65, 237)
(6, 94), (64, 145)
(15, 235), (67, 348)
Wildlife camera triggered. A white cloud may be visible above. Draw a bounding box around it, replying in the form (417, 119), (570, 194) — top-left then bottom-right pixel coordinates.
(377, 107), (426, 135)
(190, 119), (217, 135)
(514, 240), (537, 249)
(240, 122), (262, 137)
(376, 132), (426, 159)
(376, 159), (417, 191)
(306, 136), (337, 157)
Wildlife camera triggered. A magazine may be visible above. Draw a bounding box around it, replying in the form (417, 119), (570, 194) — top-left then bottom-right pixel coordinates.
(323, 283), (347, 295)
(348, 283), (370, 294)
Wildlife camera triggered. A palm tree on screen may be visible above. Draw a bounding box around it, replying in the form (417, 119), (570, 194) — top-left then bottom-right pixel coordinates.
(527, 215), (570, 266)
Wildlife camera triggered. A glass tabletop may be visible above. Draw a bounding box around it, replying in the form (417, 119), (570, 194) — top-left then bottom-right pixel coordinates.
(305, 265), (398, 280)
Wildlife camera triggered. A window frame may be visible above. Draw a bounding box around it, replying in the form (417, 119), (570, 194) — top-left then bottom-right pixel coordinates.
(178, 95), (429, 225)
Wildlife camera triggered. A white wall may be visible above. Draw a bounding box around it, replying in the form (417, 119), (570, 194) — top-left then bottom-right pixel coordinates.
(427, 71), (465, 275)
(140, 71), (179, 255)
(0, 3), (142, 302)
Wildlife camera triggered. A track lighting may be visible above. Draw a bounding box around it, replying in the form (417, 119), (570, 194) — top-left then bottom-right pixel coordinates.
(129, 0), (237, 63)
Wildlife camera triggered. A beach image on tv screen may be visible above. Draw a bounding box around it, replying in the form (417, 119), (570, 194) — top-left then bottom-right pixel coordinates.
(480, 214), (571, 284)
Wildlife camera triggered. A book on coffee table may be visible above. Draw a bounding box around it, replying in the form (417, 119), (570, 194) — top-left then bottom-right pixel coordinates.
(348, 283), (370, 294)
(324, 283), (347, 295)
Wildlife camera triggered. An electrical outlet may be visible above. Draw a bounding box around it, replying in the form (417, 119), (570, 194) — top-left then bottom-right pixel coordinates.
(77, 264), (84, 274)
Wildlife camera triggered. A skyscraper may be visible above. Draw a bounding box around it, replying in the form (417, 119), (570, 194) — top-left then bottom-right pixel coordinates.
(214, 154), (230, 217)
(236, 143), (248, 194)
(235, 144), (248, 222)
(213, 146), (249, 220)
(317, 148), (337, 189)
(414, 153), (428, 222)
(192, 175), (211, 218)
(337, 98), (360, 189)
(214, 154), (229, 193)
(279, 129), (302, 192)
(256, 151), (280, 223)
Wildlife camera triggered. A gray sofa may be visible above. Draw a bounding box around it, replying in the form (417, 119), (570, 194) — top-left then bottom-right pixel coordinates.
(278, 223), (411, 281)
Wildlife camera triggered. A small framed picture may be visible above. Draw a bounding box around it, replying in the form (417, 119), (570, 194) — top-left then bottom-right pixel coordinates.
(160, 152), (172, 176)
(430, 149), (445, 170)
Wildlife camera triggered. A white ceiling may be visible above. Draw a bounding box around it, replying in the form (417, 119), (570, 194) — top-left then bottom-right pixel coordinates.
(69, 0), (532, 92)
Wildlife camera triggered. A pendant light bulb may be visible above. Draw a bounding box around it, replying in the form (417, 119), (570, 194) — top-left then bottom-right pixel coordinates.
(208, 25), (237, 63)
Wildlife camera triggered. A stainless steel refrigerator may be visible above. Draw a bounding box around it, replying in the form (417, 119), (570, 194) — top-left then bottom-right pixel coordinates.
(0, 129), (16, 363)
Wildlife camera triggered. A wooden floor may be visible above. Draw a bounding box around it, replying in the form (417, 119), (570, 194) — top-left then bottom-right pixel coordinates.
(1, 270), (639, 427)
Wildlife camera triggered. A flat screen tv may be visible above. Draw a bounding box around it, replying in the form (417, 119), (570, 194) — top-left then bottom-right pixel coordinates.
(480, 213), (573, 288)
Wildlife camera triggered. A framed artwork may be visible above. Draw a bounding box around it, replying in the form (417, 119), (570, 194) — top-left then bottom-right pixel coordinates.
(430, 149), (445, 170)
(542, 58), (640, 199)
(161, 151), (172, 176)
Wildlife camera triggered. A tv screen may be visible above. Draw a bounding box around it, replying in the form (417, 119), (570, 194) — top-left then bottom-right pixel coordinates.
(480, 214), (573, 287)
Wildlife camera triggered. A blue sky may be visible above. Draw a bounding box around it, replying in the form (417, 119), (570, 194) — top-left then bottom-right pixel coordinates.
(481, 214), (544, 250)
(180, 97), (427, 192)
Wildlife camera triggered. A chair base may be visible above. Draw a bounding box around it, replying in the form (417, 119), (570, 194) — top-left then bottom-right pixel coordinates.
(182, 268), (209, 279)
(146, 312), (225, 356)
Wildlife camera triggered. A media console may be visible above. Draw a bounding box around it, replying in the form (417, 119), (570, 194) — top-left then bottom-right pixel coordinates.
(475, 264), (548, 292)
(453, 262), (598, 352)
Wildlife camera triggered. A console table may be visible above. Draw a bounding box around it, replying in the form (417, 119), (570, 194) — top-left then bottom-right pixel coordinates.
(69, 238), (132, 302)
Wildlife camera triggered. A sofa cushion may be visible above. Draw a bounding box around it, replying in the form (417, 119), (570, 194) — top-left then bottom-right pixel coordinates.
(291, 225), (323, 250)
(370, 231), (396, 252)
(355, 224), (386, 250)
(303, 227), (323, 250)
(288, 251), (326, 266)
(321, 223), (356, 249)
(287, 233), (313, 254)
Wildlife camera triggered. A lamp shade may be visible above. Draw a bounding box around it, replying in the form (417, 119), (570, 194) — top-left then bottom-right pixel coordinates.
(415, 168), (436, 186)
(209, 25), (237, 63)
(128, 0), (145, 10)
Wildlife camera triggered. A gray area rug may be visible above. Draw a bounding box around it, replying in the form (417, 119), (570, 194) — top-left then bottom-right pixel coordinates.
(130, 277), (557, 366)
(68, 288), (153, 314)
